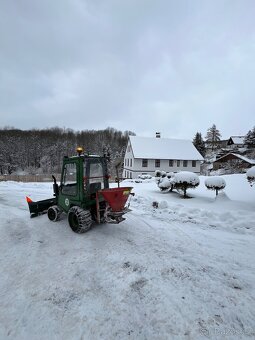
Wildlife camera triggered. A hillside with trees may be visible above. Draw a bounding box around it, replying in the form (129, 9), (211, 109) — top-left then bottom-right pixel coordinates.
(0, 127), (135, 175)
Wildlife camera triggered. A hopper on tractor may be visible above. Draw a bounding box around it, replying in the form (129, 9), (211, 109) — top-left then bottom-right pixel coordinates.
(26, 147), (134, 233)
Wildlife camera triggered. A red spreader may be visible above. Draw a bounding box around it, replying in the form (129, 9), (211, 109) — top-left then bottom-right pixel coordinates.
(99, 187), (133, 212)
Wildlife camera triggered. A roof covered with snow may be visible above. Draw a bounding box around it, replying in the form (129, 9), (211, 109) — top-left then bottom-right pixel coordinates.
(214, 153), (255, 164)
(229, 136), (245, 144)
(129, 136), (204, 160)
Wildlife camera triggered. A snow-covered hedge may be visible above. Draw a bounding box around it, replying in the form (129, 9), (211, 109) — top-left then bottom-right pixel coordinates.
(156, 171), (200, 197)
(205, 176), (226, 196)
(246, 166), (255, 186)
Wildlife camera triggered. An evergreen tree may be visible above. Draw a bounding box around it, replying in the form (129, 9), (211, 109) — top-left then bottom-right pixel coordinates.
(244, 126), (255, 148)
(205, 124), (221, 150)
(193, 132), (206, 156)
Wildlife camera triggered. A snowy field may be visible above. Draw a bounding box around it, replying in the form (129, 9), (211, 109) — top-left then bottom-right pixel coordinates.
(0, 174), (255, 339)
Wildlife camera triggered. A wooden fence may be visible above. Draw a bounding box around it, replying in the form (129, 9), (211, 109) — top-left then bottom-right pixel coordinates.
(0, 174), (61, 182)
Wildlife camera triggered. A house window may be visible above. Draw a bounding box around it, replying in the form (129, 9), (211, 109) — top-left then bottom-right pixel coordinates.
(155, 159), (160, 168)
(183, 160), (188, 167)
(127, 159), (129, 167)
(177, 160), (180, 167)
(142, 159), (148, 167)
(192, 160), (196, 167)
(169, 160), (173, 167)
(130, 159), (132, 167)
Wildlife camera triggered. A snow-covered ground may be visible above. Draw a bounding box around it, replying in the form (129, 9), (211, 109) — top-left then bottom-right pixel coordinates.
(0, 175), (255, 339)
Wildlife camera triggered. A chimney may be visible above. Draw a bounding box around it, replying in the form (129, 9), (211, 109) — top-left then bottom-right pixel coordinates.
(156, 132), (161, 138)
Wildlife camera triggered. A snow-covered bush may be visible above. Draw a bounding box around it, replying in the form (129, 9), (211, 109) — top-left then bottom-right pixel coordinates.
(155, 170), (162, 185)
(171, 171), (200, 198)
(155, 170), (161, 177)
(156, 171), (200, 197)
(161, 171), (167, 178)
(158, 176), (172, 191)
(205, 176), (226, 196)
(246, 166), (255, 186)
(157, 171), (179, 191)
(166, 172), (174, 179)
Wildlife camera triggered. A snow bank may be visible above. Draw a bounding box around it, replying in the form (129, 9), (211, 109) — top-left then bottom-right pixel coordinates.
(246, 166), (255, 186)
(247, 166), (255, 179)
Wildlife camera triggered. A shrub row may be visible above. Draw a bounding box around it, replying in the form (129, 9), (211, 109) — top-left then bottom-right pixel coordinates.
(155, 171), (226, 198)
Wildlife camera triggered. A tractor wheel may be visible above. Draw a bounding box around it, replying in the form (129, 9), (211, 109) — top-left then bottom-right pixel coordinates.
(48, 205), (62, 222)
(68, 206), (92, 234)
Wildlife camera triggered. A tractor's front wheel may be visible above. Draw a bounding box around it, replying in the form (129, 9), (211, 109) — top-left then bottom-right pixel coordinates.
(68, 206), (92, 234)
(48, 205), (62, 222)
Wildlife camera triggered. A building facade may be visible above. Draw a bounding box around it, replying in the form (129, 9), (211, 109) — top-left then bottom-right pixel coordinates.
(123, 136), (204, 179)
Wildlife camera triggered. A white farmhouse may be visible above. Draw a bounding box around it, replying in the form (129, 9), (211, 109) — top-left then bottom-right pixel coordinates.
(123, 135), (204, 179)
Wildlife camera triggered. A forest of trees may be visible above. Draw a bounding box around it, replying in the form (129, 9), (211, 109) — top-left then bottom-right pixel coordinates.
(2, 123), (254, 176)
(0, 127), (135, 175)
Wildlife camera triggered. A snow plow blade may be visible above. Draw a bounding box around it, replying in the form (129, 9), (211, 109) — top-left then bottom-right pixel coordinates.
(26, 197), (56, 218)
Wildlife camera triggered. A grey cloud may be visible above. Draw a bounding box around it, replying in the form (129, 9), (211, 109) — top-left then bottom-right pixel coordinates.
(0, 0), (255, 138)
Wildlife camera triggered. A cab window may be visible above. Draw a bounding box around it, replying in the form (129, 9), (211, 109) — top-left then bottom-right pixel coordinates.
(88, 160), (105, 193)
(61, 163), (77, 196)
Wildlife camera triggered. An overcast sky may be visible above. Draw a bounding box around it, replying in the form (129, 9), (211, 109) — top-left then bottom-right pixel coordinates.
(0, 0), (255, 140)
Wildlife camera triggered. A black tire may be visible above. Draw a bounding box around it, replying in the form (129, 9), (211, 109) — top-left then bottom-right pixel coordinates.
(68, 206), (92, 233)
(47, 205), (62, 222)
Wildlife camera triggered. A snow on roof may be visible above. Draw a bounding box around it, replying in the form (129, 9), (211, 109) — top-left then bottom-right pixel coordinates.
(231, 153), (255, 164)
(129, 136), (204, 160)
(230, 136), (245, 144)
(214, 152), (255, 164)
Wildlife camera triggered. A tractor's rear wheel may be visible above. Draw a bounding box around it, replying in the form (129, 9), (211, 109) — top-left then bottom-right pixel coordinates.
(68, 206), (92, 233)
(48, 205), (62, 222)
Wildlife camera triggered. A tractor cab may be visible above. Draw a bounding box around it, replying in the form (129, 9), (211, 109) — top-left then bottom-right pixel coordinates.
(58, 153), (109, 213)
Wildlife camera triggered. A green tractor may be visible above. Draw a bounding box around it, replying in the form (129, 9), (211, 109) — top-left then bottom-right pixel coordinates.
(26, 147), (134, 233)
